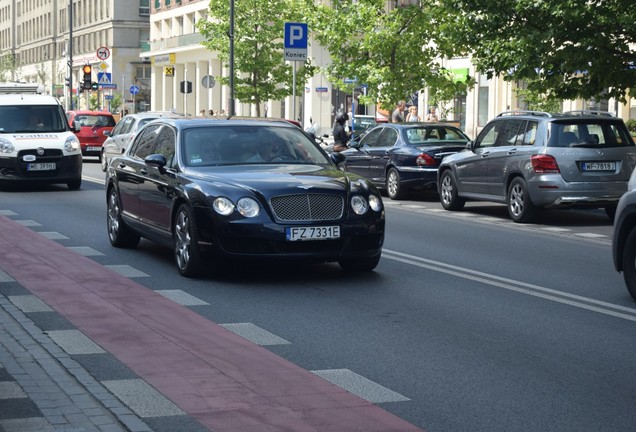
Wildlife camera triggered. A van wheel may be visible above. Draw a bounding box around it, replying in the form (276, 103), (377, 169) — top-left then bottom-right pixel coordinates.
(67, 178), (81, 190)
(439, 170), (465, 210)
(507, 178), (536, 223)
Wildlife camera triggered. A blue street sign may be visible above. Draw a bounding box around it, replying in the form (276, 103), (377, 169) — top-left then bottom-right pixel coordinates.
(99, 83), (117, 89)
(284, 22), (308, 61)
(97, 72), (112, 84)
(129, 85), (140, 95)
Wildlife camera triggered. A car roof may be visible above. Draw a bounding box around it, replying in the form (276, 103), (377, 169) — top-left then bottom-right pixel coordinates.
(68, 110), (114, 116)
(149, 117), (302, 130)
(496, 110), (620, 121)
(0, 93), (60, 106)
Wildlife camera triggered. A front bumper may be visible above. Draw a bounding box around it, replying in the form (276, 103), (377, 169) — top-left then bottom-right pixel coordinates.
(0, 152), (82, 184)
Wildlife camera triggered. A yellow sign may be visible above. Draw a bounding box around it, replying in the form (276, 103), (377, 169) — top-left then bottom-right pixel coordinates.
(164, 66), (175, 77)
(98, 61), (109, 71)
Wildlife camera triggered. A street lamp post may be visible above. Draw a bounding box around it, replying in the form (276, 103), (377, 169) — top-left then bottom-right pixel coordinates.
(68, 0), (73, 109)
(229, 0), (236, 116)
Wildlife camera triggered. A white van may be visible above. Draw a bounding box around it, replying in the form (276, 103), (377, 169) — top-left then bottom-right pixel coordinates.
(0, 83), (82, 189)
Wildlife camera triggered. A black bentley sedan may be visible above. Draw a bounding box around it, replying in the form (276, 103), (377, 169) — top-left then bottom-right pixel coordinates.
(105, 118), (385, 277)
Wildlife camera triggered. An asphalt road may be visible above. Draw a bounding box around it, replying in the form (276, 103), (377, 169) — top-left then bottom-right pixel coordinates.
(1, 160), (634, 432)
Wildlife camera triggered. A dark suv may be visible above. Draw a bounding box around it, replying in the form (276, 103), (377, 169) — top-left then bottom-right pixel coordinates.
(438, 110), (636, 222)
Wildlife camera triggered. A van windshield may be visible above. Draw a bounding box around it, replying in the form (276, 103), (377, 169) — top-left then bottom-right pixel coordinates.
(0, 105), (69, 133)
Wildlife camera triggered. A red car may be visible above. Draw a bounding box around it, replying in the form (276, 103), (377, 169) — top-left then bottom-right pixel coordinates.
(66, 110), (116, 159)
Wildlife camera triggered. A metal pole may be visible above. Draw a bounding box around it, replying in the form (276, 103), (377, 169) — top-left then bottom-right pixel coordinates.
(292, 61), (296, 121)
(68, 0), (73, 109)
(229, 0), (235, 116)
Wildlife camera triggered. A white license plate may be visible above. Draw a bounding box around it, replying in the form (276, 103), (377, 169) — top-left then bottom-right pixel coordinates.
(27, 162), (56, 171)
(285, 226), (340, 241)
(86, 146), (101, 151)
(582, 162), (616, 171)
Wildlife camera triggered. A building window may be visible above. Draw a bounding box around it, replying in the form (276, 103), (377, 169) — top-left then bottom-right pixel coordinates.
(154, 0), (160, 9)
(478, 74), (490, 127)
(140, 0), (150, 16)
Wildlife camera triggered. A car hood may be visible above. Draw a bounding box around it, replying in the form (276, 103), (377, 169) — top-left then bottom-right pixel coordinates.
(182, 164), (355, 195)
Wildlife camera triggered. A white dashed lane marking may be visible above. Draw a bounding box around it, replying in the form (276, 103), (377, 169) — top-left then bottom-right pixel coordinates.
(66, 246), (105, 256)
(311, 369), (410, 403)
(156, 289), (209, 306)
(220, 323), (291, 346)
(38, 231), (69, 240)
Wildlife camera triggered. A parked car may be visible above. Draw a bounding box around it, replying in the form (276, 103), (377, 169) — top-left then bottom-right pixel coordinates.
(438, 110), (636, 223)
(66, 110), (116, 160)
(105, 118), (385, 277)
(101, 111), (184, 171)
(612, 170), (636, 300)
(340, 122), (470, 199)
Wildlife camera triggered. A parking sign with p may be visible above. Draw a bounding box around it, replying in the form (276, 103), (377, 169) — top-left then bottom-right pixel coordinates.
(284, 22), (308, 61)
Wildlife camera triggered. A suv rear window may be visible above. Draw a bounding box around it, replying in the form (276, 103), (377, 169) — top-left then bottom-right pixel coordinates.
(548, 120), (634, 148)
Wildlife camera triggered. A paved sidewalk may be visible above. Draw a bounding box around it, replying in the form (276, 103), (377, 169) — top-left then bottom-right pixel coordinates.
(0, 213), (422, 432)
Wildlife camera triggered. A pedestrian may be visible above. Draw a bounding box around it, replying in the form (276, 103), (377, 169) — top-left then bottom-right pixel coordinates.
(332, 111), (350, 152)
(391, 101), (406, 123)
(406, 106), (421, 122)
(199, 109), (207, 117)
(209, 109), (215, 116)
(426, 107), (439, 122)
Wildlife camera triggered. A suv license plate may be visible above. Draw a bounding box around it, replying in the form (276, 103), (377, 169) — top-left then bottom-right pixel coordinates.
(582, 162), (616, 171)
(286, 226), (340, 241)
(86, 146), (101, 152)
(27, 162), (56, 171)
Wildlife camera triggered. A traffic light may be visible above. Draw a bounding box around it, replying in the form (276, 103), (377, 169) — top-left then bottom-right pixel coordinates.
(82, 65), (92, 90)
(91, 82), (98, 91)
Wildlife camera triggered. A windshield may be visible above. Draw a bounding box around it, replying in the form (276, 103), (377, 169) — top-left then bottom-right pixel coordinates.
(0, 105), (69, 133)
(182, 125), (332, 167)
(548, 120), (635, 148)
(404, 126), (470, 145)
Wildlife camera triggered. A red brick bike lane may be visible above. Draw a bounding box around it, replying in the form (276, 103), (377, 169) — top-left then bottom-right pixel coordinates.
(0, 215), (422, 432)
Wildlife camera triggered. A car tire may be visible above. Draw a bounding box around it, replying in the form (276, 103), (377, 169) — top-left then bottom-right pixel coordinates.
(621, 227), (636, 301)
(605, 205), (617, 223)
(386, 167), (407, 200)
(339, 253), (381, 272)
(100, 150), (108, 172)
(173, 204), (202, 277)
(507, 177), (537, 223)
(107, 188), (140, 248)
(439, 170), (465, 211)
(67, 178), (81, 190)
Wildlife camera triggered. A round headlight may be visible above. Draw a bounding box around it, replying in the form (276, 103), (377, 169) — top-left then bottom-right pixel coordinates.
(0, 138), (15, 154)
(64, 136), (80, 153)
(351, 195), (369, 215)
(236, 197), (260, 218)
(368, 194), (382, 212)
(213, 197), (235, 216)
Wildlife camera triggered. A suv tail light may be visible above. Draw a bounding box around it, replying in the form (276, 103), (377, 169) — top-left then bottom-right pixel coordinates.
(416, 153), (435, 166)
(531, 154), (560, 173)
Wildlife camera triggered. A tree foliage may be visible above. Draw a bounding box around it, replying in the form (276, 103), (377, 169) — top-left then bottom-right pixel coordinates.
(301, 0), (474, 111)
(438, 0), (636, 102)
(197, 0), (316, 116)
(0, 52), (17, 82)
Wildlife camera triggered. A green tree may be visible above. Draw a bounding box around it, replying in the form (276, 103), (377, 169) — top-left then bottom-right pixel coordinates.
(197, 0), (316, 117)
(437, 0), (636, 102)
(301, 0), (474, 111)
(0, 52), (17, 82)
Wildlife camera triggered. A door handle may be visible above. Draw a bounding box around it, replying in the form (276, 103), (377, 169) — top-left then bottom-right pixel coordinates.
(140, 169), (148, 175)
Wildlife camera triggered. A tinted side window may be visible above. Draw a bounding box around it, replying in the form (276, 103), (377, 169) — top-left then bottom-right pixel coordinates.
(494, 119), (524, 147)
(154, 126), (176, 167)
(377, 128), (398, 147)
(475, 122), (499, 149)
(360, 127), (383, 147)
(130, 124), (161, 159)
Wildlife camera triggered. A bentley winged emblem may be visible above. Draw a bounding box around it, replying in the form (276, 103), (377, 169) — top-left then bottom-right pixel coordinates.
(297, 185), (313, 190)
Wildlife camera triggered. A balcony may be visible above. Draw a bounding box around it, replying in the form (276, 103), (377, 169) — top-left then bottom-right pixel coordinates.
(149, 33), (205, 52)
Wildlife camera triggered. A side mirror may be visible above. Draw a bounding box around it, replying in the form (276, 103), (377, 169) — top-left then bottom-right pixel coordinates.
(330, 152), (346, 165)
(103, 130), (112, 137)
(466, 141), (474, 150)
(72, 121), (81, 132)
(145, 154), (167, 169)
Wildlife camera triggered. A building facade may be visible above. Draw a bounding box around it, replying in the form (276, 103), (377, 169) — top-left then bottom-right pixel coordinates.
(0, 0), (151, 112)
(2, 0), (633, 137)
